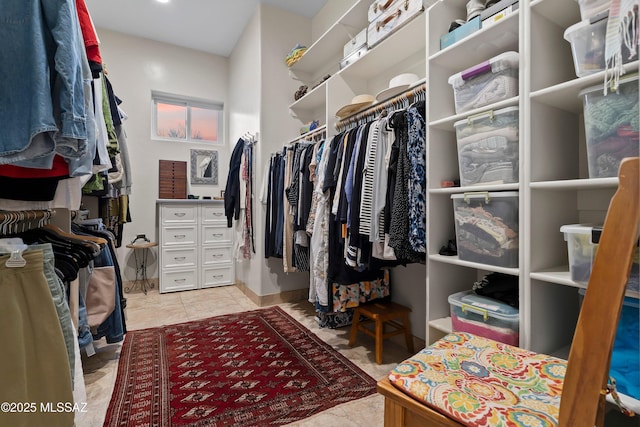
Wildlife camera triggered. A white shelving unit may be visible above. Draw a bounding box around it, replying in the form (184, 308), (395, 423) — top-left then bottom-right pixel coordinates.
(426, 0), (639, 412)
(288, 0), (428, 141)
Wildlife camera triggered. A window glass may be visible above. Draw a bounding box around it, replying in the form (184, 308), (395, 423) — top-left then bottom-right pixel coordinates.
(191, 106), (218, 142)
(156, 102), (186, 139)
(152, 93), (223, 144)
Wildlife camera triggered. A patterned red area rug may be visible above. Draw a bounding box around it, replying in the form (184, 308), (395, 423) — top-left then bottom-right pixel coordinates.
(103, 306), (376, 426)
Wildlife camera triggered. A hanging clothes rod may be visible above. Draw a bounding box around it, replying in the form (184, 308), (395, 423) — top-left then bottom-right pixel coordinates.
(287, 124), (327, 145)
(335, 82), (426, 133)
(0, 209), (55, 235)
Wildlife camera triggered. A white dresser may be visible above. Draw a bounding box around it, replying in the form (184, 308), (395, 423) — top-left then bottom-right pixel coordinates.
(157, 200), (234, 293)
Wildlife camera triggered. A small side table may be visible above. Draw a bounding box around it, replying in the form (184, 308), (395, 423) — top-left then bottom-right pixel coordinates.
(125, 241), (158, 295)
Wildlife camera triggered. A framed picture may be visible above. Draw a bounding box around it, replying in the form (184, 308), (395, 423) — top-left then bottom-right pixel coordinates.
(190, 149), (218, 185)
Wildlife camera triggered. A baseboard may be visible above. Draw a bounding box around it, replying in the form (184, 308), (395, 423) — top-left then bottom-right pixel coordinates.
(235, 281), (309, 307)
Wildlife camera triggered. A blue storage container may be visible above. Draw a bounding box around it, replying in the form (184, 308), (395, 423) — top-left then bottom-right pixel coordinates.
(580, 289), (640, 400)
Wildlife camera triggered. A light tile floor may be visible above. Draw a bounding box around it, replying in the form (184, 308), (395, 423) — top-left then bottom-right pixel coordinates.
(80, 285), (416, 427)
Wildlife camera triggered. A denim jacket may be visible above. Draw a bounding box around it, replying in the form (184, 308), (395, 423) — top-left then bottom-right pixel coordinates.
(0, 0), (87, 169)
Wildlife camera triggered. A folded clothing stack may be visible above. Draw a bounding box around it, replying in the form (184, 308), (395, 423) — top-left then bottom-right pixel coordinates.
(285, 44), (307, 67)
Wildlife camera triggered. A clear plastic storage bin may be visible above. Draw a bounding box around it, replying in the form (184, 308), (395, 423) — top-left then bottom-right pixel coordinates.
(448, 51), (519, 114)
(564, 12), (637, 77)
(449, 290), (519, 346)
(451, 191), (519, 268)
(576, 0), (610, 20)
(579, 74), (639, 178)
(561, 223), (639, 291)
(454, 107), (519, 186)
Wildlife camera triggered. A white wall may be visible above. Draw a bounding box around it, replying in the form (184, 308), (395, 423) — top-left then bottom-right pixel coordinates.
(228, 4), (313, 297)
(93, 29), (229, 279)
(228, 8), (263, 295)
(258, 4), (314, 295)
(311, 0), (359, 42)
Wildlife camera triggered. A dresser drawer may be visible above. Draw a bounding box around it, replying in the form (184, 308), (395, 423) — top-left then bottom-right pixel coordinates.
(160, 268), (198, 293)
(161, 205), (197, 223)
(201, 204), (226, 224)
(201, 265), (234, 288)
(202, 225), (232, 245)
(161, 225), (197, 246)
(202, 245), (233, 265)
(162, 247), (197, 269)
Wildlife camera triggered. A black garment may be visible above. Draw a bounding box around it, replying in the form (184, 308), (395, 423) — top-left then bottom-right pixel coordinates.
(0, 176), (66, 201)
(224, 138), (245, 227)
(472, 272), (519, 308)
(298, 145), (315, 230)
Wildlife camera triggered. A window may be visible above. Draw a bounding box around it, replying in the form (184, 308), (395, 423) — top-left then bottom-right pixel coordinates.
(152, 92), (223, 144)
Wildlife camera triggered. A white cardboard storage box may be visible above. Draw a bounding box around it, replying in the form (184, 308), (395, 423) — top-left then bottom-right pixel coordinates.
(452, 191), (519, 268)
(449, 290), (520, 346)
(343, 27), (368, 58)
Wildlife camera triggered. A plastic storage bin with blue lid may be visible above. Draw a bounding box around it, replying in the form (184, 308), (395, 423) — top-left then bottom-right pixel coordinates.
(449, 290), (519, 346)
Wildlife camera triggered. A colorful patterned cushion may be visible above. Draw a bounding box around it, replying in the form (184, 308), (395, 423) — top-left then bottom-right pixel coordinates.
(388, 332), (566, 427)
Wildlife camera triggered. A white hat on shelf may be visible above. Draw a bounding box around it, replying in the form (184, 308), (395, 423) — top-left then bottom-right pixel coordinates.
(375, 73), (420, 102)
(335, 94), (376, 119)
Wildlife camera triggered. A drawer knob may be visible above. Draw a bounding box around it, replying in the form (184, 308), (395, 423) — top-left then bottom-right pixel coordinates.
(212, 274), (224, 279)
(212, 254), (224, 258)
(174, 278), (186, 283)
(174, 256), (186, 261)
(213, 212), (223, 216)
(174, 213), (186, 217)
(174, 234), (186, 239)
(212, 233), (224, 238)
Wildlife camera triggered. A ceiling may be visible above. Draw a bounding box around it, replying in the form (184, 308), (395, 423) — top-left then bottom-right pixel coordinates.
(85, 0), (328, 57)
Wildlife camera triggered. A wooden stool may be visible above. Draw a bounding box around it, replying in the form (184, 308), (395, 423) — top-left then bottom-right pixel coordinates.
(349, 301), (414, 365)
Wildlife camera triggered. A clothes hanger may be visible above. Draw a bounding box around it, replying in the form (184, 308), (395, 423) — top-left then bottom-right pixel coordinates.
(44, 224), (108, 247)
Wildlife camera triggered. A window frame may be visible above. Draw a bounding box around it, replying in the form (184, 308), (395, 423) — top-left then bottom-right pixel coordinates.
(151, 91), (224, 144)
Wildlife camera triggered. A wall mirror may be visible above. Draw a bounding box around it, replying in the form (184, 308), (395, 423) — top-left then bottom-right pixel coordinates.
(190, 149), (218, 185)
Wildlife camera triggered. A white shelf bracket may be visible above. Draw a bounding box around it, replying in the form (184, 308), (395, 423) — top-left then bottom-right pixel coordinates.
(338, 23), (358, 40)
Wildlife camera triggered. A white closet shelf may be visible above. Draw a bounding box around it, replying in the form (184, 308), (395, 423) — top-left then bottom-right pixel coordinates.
(531, 268), (640, 299)
(429, 317), (453, 334)
(428, 96), (519, 130)
(429, 11), (519, 69)
(531, 61), (640, 113)
(530, 268), (581, 287)
(429, 183), (520, 194)
(288, 0), (370, 75)
(428, 254), (520, 276)
(530, 178), (619, 190)
(531, 0), (581, 28)
(289, 81), (326, 113)
(337, 12), (426, 80)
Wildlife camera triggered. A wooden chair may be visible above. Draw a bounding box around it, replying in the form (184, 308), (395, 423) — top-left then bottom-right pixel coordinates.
(377, 157), (640, 427)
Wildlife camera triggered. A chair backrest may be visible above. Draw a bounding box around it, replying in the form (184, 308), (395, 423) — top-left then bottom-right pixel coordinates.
(559, 157), (640, 426)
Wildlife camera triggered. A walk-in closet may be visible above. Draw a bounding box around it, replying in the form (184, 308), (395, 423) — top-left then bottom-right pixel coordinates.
(1, 0), (637, 425)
